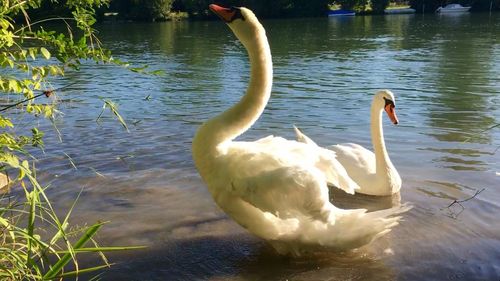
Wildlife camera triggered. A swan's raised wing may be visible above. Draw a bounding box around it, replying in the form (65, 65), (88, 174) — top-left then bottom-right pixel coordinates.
(293, 125), (376, 178)
(220, 136), (359, 195)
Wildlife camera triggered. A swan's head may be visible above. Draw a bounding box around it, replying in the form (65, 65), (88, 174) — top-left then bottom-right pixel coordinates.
(375, 90), (399, 125)
(209, 4), (263, 48)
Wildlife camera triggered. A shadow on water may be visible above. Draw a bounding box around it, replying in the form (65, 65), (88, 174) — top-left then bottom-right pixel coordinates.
(83, 234), (394, 281)
(329, 188), (401, 211)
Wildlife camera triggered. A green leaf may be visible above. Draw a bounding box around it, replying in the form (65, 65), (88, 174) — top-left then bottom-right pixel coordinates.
(0, 18), (12, 30)
(97, 99), (129, 132)
(0, 116), (13, 128)
(31, 128), (45, 148)
(8, 80), (20, 92)
(150, 69), (165, 76)
(40, 47), (51, 60)
(29, 48), (36, 60)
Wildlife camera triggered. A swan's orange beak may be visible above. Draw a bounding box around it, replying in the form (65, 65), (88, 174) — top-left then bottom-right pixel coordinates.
(384, 104), (399, 125)
(209, 4), (236, 22)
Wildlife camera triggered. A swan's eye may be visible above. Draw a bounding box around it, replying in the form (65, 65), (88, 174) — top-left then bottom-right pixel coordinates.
(383, 97), (395, 108)
(229, 6), (245, 22)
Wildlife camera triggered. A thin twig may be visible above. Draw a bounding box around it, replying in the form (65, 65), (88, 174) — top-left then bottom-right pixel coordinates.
(0, 77), (95, 113)
(446, 188), (485, 209)
(462, 123), (500, 143)
(13, 17), (75, 35)
(0, 91), (49, 112)
(443, 188), (485, 219)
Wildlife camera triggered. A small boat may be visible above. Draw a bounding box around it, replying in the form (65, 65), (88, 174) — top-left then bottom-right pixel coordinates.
(327, 9), (356, 16)
(384, 8), (416, 14)
(436, 3), (471, 13)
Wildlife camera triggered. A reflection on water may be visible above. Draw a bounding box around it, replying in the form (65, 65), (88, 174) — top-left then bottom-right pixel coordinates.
(12, 13), (500, 280)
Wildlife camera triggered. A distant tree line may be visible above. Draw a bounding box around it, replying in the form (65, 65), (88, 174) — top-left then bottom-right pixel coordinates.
(23, 0), (500, 22)
(178, 0), (331, 18)
(106, 0), (499, 18)
(101, 0), (332, 20)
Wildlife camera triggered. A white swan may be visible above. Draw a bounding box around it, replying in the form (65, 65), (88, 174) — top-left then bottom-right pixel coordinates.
(294, 90), (402, 196)
(192, 5), (408, 255)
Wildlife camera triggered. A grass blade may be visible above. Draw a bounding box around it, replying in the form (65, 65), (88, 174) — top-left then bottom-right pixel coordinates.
(42, 222), (104, 280)
(54, 245), (147, 253)
(56, 263), (115, 278)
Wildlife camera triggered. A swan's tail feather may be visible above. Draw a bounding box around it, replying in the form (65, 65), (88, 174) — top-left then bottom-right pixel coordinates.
(293, 125), (319, 147)
(220, 195), (300, 241)
(267, 203), (411, 255)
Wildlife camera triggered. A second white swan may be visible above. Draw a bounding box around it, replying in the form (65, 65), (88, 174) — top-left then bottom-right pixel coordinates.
(295, 90), (402, 196)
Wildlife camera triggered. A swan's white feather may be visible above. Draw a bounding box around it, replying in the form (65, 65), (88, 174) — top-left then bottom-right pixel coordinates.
(221, 136), (359, 195)
(329, 143), (377, 176)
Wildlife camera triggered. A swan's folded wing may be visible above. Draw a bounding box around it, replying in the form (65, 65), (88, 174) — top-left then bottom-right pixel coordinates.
(329, 143), (376, 175)
(228, 165), (330, 218)
(219, 148), (334, 222)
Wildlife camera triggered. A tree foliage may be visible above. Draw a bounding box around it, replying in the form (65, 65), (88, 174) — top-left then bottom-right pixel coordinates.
(107, 0), (175, 21)
(1, 0), (112, 172)
(335, 0), (369, 11)
(1, 1), (111, 169)
(371, 0), (391, 13)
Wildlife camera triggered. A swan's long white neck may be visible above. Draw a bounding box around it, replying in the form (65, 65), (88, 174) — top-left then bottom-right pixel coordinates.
(192, 24), (272, 172)
(370, 101), (395, 178)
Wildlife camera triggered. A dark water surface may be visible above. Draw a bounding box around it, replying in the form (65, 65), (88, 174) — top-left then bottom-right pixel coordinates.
(27, 13), (500, 280)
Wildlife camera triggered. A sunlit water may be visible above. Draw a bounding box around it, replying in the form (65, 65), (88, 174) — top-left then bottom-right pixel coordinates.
(12, 13), (500, 280)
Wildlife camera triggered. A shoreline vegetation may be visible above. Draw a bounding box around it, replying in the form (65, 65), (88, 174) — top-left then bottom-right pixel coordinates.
(1, 1), (148, 279)
(25, 0), (500, 23)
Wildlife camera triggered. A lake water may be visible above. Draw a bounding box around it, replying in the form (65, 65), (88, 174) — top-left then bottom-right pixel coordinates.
(26, 13), (500, 280)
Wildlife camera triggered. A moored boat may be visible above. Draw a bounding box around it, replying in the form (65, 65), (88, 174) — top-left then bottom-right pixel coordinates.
(384, 8), (416, 14)
(436, 3), (471, 13)
(328, 9), (356, 16)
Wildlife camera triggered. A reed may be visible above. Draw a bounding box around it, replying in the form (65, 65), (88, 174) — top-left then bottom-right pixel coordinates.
(0, 173), (145, 280)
